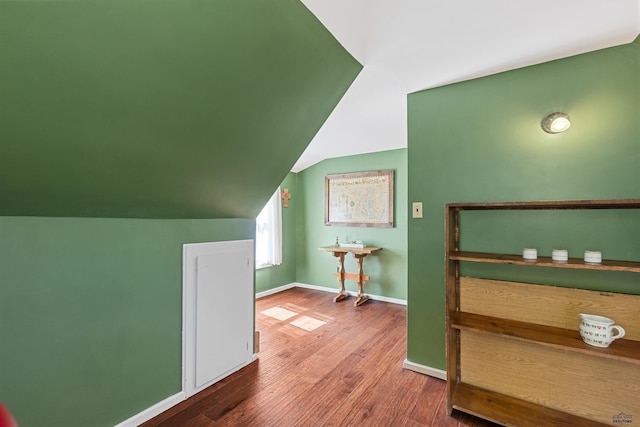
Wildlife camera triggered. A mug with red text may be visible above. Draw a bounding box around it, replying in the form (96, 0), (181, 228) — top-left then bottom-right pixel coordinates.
(579, 313), (625, 347)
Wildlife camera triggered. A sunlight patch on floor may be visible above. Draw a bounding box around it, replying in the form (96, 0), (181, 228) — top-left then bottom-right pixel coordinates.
(290, 315), (327, 331)
(260, 306), (298, 321)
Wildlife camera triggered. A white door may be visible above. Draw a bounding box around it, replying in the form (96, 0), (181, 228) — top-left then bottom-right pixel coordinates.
(183, 240), (255, 396)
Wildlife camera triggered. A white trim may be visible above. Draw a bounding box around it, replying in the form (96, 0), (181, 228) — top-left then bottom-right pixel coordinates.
(402, 359), (447, 380)
(256, 283), (296, 299)
(292, 282), (407, 306)
(114, 391), (186, 427)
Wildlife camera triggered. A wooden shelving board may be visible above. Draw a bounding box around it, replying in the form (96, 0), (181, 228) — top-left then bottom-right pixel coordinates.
(449, 251), (640, 273)
(447, 199), (640, 210)
(450, 311), (640, 365)
(450, 383), (609, 427)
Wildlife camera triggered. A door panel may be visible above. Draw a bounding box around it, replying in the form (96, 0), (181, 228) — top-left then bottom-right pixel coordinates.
(183, 240), (254, 396)
(195, 251), (251, 387)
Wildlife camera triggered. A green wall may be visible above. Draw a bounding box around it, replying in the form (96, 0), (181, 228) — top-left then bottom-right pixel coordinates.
(296, 149), (408, 300)
(0, 0), (361, 219)
(0, 217), (254, 427)
(407, 42), (640, 370)
(0, 1), (362, 424)
(255, 173), (297, 293)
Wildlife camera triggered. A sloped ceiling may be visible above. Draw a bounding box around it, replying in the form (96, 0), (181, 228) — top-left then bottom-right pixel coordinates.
(293, 0), (640, 171)
(0, 0), (361, 218)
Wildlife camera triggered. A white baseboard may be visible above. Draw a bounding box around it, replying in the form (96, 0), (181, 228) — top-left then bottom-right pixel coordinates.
(256, 283), (296, 299)
(291, 282), (407, 306)
(402, 359), (447, 380)
(114, 391), (186, 427)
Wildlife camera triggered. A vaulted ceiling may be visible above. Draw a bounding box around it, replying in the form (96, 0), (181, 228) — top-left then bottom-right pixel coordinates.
(292, 0), (640, 171)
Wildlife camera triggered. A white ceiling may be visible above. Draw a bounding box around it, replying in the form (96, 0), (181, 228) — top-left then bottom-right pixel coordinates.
(292, 0), (640, 172)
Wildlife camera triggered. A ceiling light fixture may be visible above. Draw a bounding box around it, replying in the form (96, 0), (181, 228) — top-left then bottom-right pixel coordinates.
(541, 112), (571, 134)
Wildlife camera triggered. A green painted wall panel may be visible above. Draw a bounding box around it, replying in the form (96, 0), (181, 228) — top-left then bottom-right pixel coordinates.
(0, 0), (361, 218)
(407, 43), (640, 370)
(255, 173), (297, 293)
(296, 149), (408, 300)
(0, 217), (254, 427)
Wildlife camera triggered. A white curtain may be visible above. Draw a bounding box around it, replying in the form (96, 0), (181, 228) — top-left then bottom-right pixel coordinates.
(255, 187), (282, 268)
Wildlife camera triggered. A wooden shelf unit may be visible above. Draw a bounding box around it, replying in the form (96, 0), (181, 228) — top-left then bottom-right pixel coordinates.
(445, 199), (640, 427)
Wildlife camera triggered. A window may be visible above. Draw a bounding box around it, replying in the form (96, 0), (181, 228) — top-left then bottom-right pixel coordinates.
(255, 187), (282, 269)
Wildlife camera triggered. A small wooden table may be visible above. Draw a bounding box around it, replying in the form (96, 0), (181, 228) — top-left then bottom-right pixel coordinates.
(318, 246), (382, 306)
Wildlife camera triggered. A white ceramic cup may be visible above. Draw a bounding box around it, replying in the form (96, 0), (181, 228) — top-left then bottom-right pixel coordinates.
(552, 249), (568, 262)
(584, 250), (602, 264)
(579, 313), (626, 347)
(522, 248), (537, 260)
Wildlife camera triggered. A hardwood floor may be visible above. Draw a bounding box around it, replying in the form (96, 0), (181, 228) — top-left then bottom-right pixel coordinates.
(143, 288), (498, 426)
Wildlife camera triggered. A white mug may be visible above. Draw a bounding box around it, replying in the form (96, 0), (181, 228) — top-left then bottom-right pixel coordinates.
(552, 249), (568, 262)
(522, 248), (537, 260)
(579, 313), (625, 347)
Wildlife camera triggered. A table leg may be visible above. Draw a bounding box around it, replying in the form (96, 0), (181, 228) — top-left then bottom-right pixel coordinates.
(354, 254), (369, 306)
(333, 252), (349, 302)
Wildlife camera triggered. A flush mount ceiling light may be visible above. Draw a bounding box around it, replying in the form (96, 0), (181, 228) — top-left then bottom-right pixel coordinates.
(541, 112), (571, 134)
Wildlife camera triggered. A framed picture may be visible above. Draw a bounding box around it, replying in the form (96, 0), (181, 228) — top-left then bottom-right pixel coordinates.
(324, 169), (394, 228)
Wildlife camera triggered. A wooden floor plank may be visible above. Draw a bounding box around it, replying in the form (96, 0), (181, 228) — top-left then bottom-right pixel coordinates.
(142, 288), (498, 427)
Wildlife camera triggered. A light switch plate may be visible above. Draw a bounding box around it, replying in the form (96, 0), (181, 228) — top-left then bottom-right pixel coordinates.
(412, 202), (423, 218)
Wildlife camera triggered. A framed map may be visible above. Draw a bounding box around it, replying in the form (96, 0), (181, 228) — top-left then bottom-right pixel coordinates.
(324, 170), (394, 228)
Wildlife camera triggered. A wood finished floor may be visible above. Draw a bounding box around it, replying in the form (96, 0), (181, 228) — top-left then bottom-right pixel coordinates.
(143, 288), (498, 426)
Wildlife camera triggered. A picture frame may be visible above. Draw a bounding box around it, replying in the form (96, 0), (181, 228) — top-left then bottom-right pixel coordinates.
(324, 169), (394, 228)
